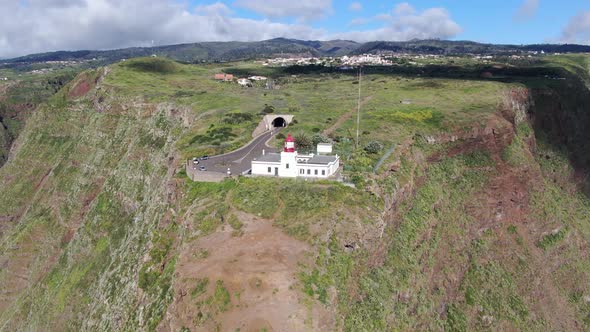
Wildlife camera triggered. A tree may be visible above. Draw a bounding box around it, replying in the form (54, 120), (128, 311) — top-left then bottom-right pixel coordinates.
(294, 132), (313, 153)
(364, 140), (383, 154)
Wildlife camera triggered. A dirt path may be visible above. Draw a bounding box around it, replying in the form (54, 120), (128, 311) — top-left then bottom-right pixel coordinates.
(162, 210), (333, 332)
(323, 95), (373, 136)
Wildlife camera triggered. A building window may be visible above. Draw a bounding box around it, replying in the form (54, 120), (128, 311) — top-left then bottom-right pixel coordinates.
(314, 169), (318, 175)
(300, 169), (304, 174)
(322, 170), (326, 175)
(307, 169), (310, 175)
(286, 163), (289, 169)
(268, 167), (271, 173)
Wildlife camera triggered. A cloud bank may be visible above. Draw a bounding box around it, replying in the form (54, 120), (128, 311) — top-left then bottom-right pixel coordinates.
(0, 0), (327, 58)
(0, 0), (462, 59)
(336, 3), (462, 42)
(234, 0), (333, 21)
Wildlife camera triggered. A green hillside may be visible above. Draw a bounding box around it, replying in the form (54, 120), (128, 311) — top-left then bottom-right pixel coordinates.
(0, 55), (589, 331)
(2, 38), (360, 66)
(3, 38), (590, 68)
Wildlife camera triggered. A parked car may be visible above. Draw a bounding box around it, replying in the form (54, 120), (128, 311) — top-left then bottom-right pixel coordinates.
(200, 155), (209, 160)
(199, 166), (206, 171)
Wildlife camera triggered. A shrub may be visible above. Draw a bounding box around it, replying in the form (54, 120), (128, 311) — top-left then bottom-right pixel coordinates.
(211, 280), (231, 312)
(445, 304), (467, 332)
(508, 225), (518, 234)
(364, 141), (383, 154)
(350, 173), (366, 188)
(261, 104), (275, 114)
(537, 228), (567, 250)
(463, 151), (493, 167)
(222, 112), (254, 125)
(191, 278), (209, 298)
(227, 214), (243, 230)
(138, 266), (159, 291)
(312, 134), (331, 146)
(125, 58), (178, 74)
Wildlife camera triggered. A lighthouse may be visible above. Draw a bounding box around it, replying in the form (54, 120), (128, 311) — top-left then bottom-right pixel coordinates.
(283, 133), (295, 152)
(279, 134), (298, 177)
(251, 132), (340, 178)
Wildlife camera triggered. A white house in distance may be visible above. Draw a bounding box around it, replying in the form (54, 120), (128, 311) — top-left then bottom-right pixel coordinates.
(251, 134), (340, 178)
(237, 78), (251, 87)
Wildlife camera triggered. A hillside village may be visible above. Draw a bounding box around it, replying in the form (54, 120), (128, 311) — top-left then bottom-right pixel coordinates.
(211, 50), (557, 88)
(261, 49), (556, 68)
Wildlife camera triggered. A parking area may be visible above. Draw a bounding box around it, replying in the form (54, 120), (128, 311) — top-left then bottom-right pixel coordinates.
(186, 129), (280, 180)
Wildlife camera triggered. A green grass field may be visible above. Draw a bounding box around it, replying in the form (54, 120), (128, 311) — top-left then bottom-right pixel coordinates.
(103, 58), (511, 168)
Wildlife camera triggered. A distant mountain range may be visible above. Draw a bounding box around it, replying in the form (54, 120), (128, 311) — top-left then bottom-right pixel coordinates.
(3, 38), (590, 65)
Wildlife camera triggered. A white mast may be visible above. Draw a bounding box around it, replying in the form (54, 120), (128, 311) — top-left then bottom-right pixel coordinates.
(355, 66), (362, 149)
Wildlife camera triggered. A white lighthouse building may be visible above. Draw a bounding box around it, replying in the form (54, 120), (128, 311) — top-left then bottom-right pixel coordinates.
(251, 134), (340, 178)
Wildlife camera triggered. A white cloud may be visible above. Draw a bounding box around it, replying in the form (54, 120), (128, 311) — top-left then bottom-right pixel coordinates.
(514, 0), (539, 22)
(335, 4), (461, 42)
(349, 2), (362, 12)
(394, 2), (415, 16)
(0, 0), (463, 59)
(233, 0), (333, 21)
(195, 2), (233, 16)
(374, 13), (393, 21)
(349, 18), (368, 26)
(0, 0), (326, 58)
(560, 11), (590, 44)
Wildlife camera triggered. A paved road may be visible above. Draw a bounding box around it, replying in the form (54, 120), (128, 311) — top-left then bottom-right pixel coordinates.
(190, 129), (281, 175)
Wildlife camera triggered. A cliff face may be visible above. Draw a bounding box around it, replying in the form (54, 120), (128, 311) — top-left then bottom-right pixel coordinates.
(0, 68), (191, 330)
(0, 117), (8, 164)
(0, 72), (76, 167)
(529, 75), (590, 191)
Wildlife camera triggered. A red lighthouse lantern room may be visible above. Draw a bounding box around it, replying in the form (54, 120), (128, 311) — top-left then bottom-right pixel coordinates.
(284, 134), (295, 152)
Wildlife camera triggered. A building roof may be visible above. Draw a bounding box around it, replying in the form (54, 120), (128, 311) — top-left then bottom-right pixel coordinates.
(252, 153), (281, 163)
(305, 155), (338, 165)
(252, 152), (338, 165)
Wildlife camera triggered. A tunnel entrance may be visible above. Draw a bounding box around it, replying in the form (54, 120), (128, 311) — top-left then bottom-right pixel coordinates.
(272, 117), (286, 127)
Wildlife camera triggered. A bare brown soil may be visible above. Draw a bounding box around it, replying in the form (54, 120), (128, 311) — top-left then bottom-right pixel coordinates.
(68, 75), (93, 99)
(161, 210), (334, 331)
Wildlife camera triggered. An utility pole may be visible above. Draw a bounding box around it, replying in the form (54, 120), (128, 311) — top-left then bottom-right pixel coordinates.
(355, 66), (362, 149)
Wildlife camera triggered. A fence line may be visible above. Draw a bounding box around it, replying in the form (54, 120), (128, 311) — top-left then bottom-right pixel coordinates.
(373, 144), (396, 173)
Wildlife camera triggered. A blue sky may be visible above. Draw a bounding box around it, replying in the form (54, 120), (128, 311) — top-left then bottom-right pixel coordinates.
(190, 0), (589, 44)
(2, 0), (590, 58)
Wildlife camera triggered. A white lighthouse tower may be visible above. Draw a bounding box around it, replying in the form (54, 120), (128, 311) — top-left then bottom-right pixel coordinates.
(279, 134), (298, 177)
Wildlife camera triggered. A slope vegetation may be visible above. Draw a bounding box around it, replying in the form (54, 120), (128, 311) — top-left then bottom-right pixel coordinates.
(0, 56), (589, 331)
